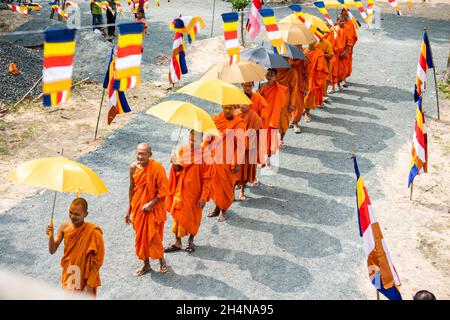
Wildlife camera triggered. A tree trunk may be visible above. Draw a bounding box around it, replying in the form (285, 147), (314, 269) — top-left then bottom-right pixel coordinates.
(240, 10), (245, 47)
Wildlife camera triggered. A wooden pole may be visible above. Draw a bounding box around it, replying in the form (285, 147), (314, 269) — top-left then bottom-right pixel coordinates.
(94, 88), (106, 141)
(376, 290), (380, 300)
(410, 181), (414, 201)
(425, 29), (440, 120)
(210, 0), (216, 37)
(11, 75), (43, 111)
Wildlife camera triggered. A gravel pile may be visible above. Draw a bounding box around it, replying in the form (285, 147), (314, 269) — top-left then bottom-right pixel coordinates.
(0, 41), (43, 103)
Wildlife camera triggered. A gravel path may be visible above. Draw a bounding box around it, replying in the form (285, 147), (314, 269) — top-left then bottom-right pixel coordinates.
(0, 2), (449, 299)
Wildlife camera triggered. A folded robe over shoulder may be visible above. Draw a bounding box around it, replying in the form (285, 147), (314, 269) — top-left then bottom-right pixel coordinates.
(61, 222), (104, 294)
(208, 112), (245, 211)
(167, 145), (212, 237)
(131, 160), (168, 260)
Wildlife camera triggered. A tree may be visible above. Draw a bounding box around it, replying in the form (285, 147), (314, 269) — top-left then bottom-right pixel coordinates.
(229, 0), (251, 47)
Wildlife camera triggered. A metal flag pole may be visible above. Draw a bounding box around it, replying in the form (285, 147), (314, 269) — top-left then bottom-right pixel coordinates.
(376, 290), (380, 300)
(211, 0), (217, 37)
(410, 181), (414, 201)
(94, 88), (106, 140)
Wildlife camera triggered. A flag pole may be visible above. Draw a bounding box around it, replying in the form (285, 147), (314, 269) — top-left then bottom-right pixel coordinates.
(425, 29), (440, 120)
(94, 88), (106, 141)
(410, 181), (414, 200)
(376, 290), (380, 300)
(210, 0), (216, 37)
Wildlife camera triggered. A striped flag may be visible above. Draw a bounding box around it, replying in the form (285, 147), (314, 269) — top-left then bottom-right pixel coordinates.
(51, 4), (69, 20)
(169, 18), (188, 84)
(7, 4), (29, 17)
(222, 12), (240, 64)
(337, 0), (361, 29)
(408, 96), (428, 187)
(28, 3), (42, 11)
(387, 0), (402, 15)
(259, 8), (287, 55)
(113, 22), (144, 91)
(353, 0), (370, 25)
(170, 16), (206, 44)
(116, 0), (124, 15)
(42, 28), (76, 107)
(414, 32), (434, 102)
(353, 155), (402, 300)
(289, 5), (324, 42)
(246, 0), (263, 39)
(313, 1), (334, 26)
(65, 1), (79, 9)
(103, 49), (131, 125)
(367, 0), (374, 21)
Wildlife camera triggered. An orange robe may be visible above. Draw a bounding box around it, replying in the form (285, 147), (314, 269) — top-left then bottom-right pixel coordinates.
(276, 68), (298, 133)
(167, 145), (212, 237)
(332, 26), (351, 85)
(291, 59), (308, 124)
(344, 19), (358, 78)
(318, 36), (335, 95)
(235, 109), (262, 185)
(131, 160), (168, 260)
(249, 91), (269, 124)
(61, 222), (104, 296)
(208, 112), (245, 210)
(259, 82), (287, 156)
(304, 47), (329, 109)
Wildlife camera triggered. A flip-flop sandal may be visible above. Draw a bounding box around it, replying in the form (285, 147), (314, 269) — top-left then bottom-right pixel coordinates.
(185, 243), (195, 253)
(217, 214), (228, 222)
(160, 264), (168, 273)
(164, 244), (182, 253)
(208, 211), (220, 217)
(133, 267), (151, 277)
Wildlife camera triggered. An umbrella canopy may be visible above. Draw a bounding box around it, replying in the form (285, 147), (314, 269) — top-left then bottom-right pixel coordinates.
(7, 157), (109, 195)
(263, 41), (306, 60)
(277, 22), (316, 45)
(241, 47), (290, 69)
(281, 13), (331, 33)
(201, 59), (267, 83)
(146, 100), (220, 136)
(177, 79), (252, 105)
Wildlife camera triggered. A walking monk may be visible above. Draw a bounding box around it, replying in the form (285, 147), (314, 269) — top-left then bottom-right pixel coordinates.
(234, 103), (262, 200)
(207, 105), (245, 222)
(318, 29), (335, 105)
(126, 142), (168, 276)
(276, 58), (298, 142)
(290, 53), (308, 133)
(341, 9), (358, 86)
(259, 68), (287, 166)
(46, 198), (104, 297)
(165, 130), (212, 253)
(332, 15), (351, 92)
(304, 42), (329, 122)
(242, 82), (269, 124)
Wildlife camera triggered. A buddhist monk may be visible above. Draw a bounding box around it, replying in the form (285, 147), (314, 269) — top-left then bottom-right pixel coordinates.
(46, 198), (104, 297)
(341, 9), (358, 86)
(276, 58), (297, 142)
(290, 51), (308, 133)
(165, 130), (212, 253)
(318, 27), (335, 105)
(304, 42), (329, 122)
(207, 105), (245, 222)
(126, 142), (168, 276)
(234, 103), (262, 200)
(333, 15), (351, 92)
(259, 68), (287, 167)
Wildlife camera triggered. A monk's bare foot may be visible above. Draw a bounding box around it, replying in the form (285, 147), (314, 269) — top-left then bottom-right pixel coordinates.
(238, 193), (247, 201)
(208, 208), (220, 217)
(185, 242), (195, 253)
(159, 259), (168, 273)
(218, 212), (228, 222)
(251, 180), (260, 187)
(133, 265), (151, 277)
(304, 114), (312, 123)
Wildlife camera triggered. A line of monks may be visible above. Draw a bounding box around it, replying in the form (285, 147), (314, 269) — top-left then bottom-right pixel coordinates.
(44, 11), (358, 297)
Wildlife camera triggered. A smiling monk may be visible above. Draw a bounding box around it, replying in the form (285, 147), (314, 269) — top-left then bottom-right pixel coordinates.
(126, 142), (169, 276)
(47, 198), (104, 298)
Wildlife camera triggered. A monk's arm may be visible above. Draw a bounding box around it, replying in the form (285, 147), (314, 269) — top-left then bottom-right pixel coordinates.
(48, 222), (65, 254)
(126, 165), (136, 223)
(325, 45), (334, 60)
(86, 229), (105, 292)
(144, 165), (169, 212)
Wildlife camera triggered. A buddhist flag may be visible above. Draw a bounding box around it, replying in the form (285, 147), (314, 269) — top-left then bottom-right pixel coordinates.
(28, 3), (42, 11)
(114, 22), (144, 91)
(353, 155), (402, 300)
(42, 28), (76, 107)
(115, 0), (124, 15)
(259, 8), (286, 55)
(170, 16), (205, 44)
(387, 0), (402, 15)
(367, 0), (374, 22)
(51, 4), (69, 20)
(414, 31), (434, 102)
(337, 0), (361, 29)
(222, 12), (240, 64)
(103, 49), (131, 125)
(406, 0), (414, 10)
(169, 18), (188, 84)
(353, 0), (370, 25)
(7, 4), (29, 17)
(313, 1), (334, 26)
(246, 0), (263, 39)
(408, 96), (428, 187)
(289, 5), (324, 42)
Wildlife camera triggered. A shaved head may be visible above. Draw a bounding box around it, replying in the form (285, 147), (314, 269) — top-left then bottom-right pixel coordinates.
(71, 197), (88, 213)
(136, 142), (152, 166)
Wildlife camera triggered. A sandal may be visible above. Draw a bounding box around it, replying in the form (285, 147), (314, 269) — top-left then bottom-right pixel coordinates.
(208, 210), (220, 217)
(185, 242), (195, 253)
(164, 244), (182, 253)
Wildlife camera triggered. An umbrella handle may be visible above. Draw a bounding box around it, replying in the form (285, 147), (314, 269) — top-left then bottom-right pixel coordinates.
(48, 217), (54, 239)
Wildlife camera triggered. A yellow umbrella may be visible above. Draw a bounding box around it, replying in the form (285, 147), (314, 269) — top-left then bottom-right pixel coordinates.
(281, 13), (331, 33)
(7, 156), (109, 236)
(201, 59), (267, 83)
(177, 79), (252, 106)
(272, 22), (316, 45)
(323, 0), (358, 8)
(146, 100), (220, 136)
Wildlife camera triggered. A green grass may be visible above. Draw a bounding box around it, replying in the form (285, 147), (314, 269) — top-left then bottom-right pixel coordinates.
(438, 81), (450, 99)
(0, 119), (9, 155)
